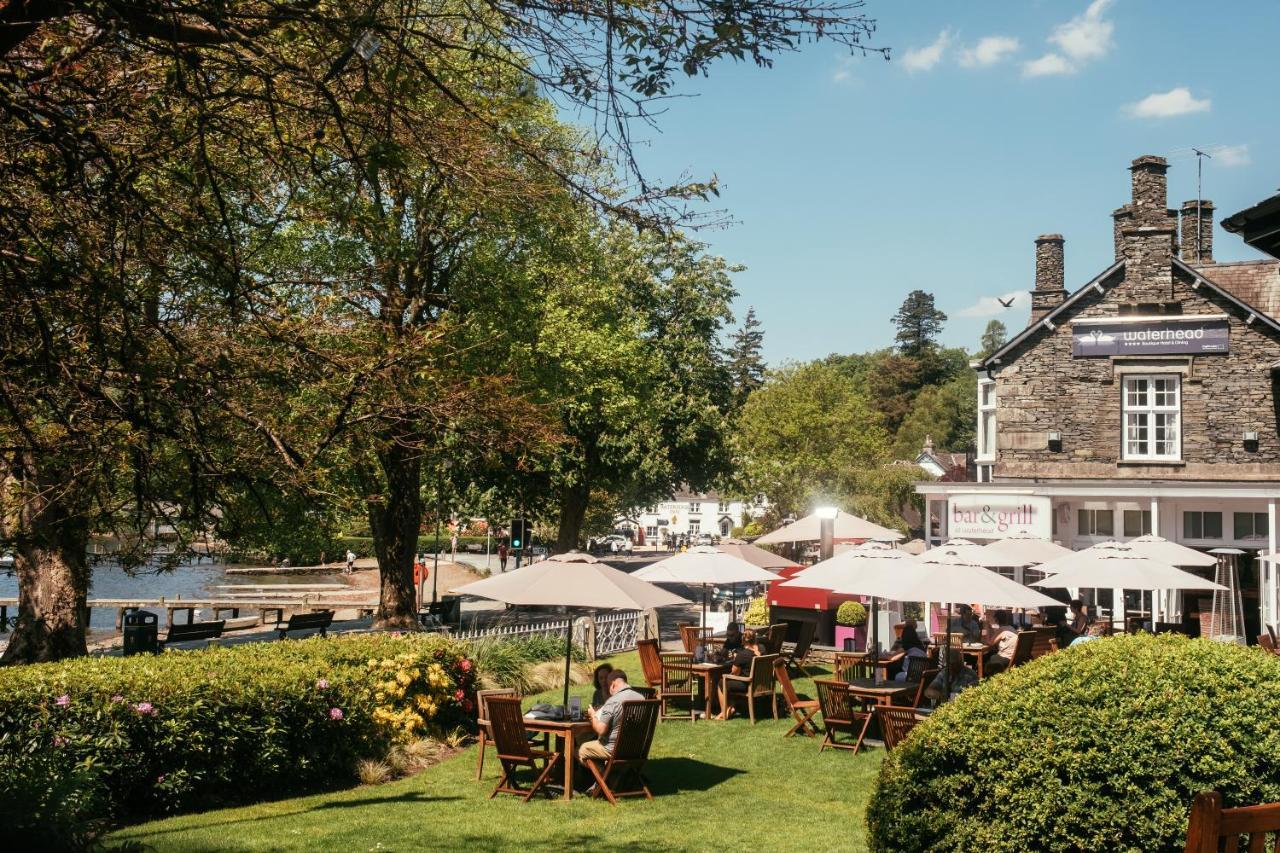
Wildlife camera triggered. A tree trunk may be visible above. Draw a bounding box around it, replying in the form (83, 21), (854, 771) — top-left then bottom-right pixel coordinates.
(555, 480), (590, 554)
(1, 455), (92, 665)
(368, 442), (423, 630)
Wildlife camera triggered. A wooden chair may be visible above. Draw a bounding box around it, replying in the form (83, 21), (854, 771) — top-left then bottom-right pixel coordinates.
(773, 658), (819, 737)
(902, 655), (930, 684)
(1029, 626), (1059, 659)
(474, 687), (519, 780)
(678, 624), (711, 654)
(834, 652), (872, 683)
(875, 706), (922, 751)
(658, 652), (696, 722)
(582, 699), (661, 806)
(636, 639), (688, 692)
(782, 620), (817, 677)
(485, 697), (561, 802)
(1010, 631), (1037, 667)
(764, 623), (789, 655)
(1184, 790), (1280, 853)
(815, 680), (873, 754)
(720, 653), (779, 724)
(1258, 633), (1277, 655)
(911, 667), (940, 709)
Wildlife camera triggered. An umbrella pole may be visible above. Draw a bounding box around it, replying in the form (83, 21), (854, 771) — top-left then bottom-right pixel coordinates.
(945, 601), (953, 700)
(563, 620), (573, 713)
(871, 596), (880, 685)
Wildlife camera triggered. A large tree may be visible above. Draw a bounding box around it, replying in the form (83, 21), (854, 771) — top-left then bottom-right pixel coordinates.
(980, 319), (1009, 357)
(726, 306), (767, 408)
(892, 290), (947, 356)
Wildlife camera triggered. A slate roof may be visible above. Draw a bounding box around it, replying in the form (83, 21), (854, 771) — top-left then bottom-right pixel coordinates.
(1191, 259), (1280, 320)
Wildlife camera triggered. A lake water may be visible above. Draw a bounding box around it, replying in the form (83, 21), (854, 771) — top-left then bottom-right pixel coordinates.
(0, 559), (344, 635)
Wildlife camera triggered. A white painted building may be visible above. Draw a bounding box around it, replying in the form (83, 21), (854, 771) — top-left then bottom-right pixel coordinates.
(622, 492), (768, 545)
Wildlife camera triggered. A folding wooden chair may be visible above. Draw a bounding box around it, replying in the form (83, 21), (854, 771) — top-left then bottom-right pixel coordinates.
(678, 624), (711, 654)
(475, 687), (518, 780)
(782, 620), (817, 677)
(1184, 790), (1280, 853)
(902, 655), (930, 684)
(1010, 630), (1037, 667)
(659, 651), (696, 721)
(815, 680), (872, 754)
(763, 623), (789, 656)
(720, 653), (780, 724)
(583, 699), (661, 806)
(911, 667), (940, 709)
(773, 658), (819, 737)
(834, 651), (872, 683)
(485, 697), (561, 802)
(875, 706), (922, 751)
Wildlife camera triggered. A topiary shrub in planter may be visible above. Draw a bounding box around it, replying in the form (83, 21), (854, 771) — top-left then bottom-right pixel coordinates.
(866, 634), (1280, 852)
(836, 600), (867, 626)
(743, 596), (770, 627)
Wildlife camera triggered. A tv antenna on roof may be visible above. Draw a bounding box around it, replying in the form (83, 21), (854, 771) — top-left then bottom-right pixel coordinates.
(1191, 147), (1212, 263)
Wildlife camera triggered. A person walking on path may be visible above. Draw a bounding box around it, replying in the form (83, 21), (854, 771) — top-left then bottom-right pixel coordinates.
(345, 549), (356, 575)
(498, 541), (509, 572)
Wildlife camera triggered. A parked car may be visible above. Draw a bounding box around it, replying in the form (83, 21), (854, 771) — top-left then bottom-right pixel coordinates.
(603, 534), (633, 555)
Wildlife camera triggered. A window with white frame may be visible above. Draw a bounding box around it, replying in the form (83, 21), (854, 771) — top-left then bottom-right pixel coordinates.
(688, 520), (701, 535)
(645, 526), (658, 539)
(718, 501), (729, 513)
(1122, 509), (1152, 538)
(1077, 508), (1114, 537)
(1122, 375), (1181, 461)
(1233, 512), (1268, 540)
(688, 502), (701, 515)
(977, 378), (996, 461)
(1183, 511), (1223, 540)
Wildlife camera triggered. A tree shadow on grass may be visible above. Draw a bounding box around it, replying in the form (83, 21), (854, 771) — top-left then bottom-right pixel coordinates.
(645, 756), (744, 795)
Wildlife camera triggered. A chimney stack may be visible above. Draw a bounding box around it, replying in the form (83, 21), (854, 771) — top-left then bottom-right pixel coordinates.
(1180, 198), (1215, 263)
(1119, 155), (1175, 300)
(1030, 234), (1066, 323)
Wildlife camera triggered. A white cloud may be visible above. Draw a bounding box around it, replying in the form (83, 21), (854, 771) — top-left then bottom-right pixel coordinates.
(1212, 144), (1250, 167)
(1022, 52), (1073, 77)
(901, 30), (952, 73)
(831, 55), (858, 85)
(958, 291), (1023, 318)
(1022, 0), (1115, 77)
(1125, 87), (1211, 118)
(959, 36), (1020, 68)
(1049, 0), (1115, 62)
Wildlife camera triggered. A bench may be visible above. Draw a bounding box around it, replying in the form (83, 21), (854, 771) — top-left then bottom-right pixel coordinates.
(275, 609), (334, 640)
(159, 620), (225, 650)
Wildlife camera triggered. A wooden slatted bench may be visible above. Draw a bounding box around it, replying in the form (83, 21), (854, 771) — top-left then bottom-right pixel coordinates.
(159, 620), (225, 650)
(275, 609), (334, 640)
(1184, 790), (1280, 852)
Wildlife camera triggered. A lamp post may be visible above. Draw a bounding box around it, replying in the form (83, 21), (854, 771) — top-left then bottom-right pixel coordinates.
(432, 458), (452, 604)
(816, 506), (838, 562)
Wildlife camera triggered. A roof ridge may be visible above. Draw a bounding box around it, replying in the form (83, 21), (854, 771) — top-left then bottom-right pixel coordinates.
(1190, 258), (1280, 268)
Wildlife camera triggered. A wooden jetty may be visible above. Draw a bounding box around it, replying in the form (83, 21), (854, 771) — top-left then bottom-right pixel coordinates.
(0, 594), (377, 631)
(225, 564), (357, 576)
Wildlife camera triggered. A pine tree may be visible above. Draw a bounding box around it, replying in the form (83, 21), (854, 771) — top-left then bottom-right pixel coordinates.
(892, 290), (947, 355)
(979, 319), (1008, 357)
(727, 306), (766, 406)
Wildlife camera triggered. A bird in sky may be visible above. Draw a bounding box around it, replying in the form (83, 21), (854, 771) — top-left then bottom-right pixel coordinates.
(997, 296), (1015, 308)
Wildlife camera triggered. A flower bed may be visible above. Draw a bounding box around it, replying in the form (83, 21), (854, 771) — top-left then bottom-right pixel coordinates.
(0, 633), (475, 844)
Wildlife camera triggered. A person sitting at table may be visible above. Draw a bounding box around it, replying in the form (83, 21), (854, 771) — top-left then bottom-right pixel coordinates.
(590, 662), (614, 708)
(579, 670), (645, 764)
(980, 609), (1005, 645)
(714, 628), (761, 720)
(1070, 620), (1112, 647)
(924, 650), (979, 703)
(947, 604), (982, 643)
(721, 621), (744, 654)
(983, 610), (1019, 676)
(891, 620), (928, 682)
(1068, 599), (1092, 636)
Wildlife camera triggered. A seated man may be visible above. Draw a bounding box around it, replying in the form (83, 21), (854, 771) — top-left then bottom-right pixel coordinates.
(924, 650), (979, 703)
(983, 610), (1018, 676)
(579, 670), (645, 763)
(947, 604), (982, 643)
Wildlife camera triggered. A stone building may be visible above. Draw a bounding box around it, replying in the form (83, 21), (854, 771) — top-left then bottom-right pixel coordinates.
(917, 155), (1280, 638)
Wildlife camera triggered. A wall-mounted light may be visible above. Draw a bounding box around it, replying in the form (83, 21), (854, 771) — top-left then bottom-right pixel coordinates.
(1244, 430), (1259, 451)
(1048, 431), (1063, 452)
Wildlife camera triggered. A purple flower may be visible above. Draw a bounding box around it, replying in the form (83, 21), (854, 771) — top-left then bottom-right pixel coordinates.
(55, 694), (70, 708)
(329, 707), (344, 721)
(110, 694), (125, 703)
(315, 678), (329, 690)
(157, 774), (166, 784)
(133, 702), (156, 716)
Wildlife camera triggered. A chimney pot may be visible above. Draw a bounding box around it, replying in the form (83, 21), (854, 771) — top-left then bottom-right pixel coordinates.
(1180, 199), (1215, 263)
(1030, 234), (1066, 323)
(1129, 155), (1169, 223)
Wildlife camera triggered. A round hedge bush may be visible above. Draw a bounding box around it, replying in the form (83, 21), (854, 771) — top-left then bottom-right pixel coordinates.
(837, 600), (867, 626)
(867, 634), (1280, 852)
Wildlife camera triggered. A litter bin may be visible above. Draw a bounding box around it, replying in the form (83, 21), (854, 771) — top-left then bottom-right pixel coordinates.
(123, 610), (158, 656)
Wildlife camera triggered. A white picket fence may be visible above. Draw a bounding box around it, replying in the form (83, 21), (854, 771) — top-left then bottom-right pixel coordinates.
(449, 611), (646, 659)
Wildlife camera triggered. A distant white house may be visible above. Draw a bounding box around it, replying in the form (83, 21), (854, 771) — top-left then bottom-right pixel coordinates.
(620, 491), (769, 544)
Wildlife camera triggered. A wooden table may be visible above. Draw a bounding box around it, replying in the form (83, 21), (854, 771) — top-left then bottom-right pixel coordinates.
(842, 678), (915, 708)
(687, 662), (728, 720)
(961, 643), (996, 679)
(521, 717), (596, 800)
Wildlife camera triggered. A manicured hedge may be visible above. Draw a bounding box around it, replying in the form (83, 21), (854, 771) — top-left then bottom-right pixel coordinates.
(0, 633), (475, 844)
(866, 634), (1280, 852)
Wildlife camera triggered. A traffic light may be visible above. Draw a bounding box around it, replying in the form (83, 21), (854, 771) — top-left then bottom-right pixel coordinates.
(510, 518), (529, 550)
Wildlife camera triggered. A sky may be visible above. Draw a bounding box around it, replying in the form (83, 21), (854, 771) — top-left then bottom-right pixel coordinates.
(614, 0), (1280, 365)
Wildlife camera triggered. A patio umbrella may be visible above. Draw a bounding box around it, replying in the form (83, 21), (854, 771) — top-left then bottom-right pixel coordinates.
(979, 533), (1073, 568)
(755, 509), (904, 545)
(716, 540), (799, 571)
(1124, 535), (1217, 567)
(453, 551), (688, 711)
(633, 546), (779, 628)
(1032, 541), (1224, 629)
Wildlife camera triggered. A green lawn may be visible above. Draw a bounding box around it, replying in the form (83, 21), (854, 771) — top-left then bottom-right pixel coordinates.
(110, 652), (884, 852)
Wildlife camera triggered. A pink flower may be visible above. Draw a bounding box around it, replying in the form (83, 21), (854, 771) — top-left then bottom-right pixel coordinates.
(329, 707), (344, 721)
(110, 694), (125, 703)
(454, 689), (465, 701)
(157, 774), (166, 784)
(53, 736), (67, 747)
(315, 679), (329, 690)
(55, 694), (70, 707)
(459, 659), (473, 672)
(133, 702), (155, 716)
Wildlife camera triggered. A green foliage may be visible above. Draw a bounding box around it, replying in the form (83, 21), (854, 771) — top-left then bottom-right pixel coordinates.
(743, 596), (771, 627)
(891, 370), (978, 459)
(836, 601), (867, 626)
(0, 634), (476, 839)
(469, 635), (585, 695)
(867, 635), (1280, 852)
(979, 319), (1008, 358)
(892, 290), (947, 356)
(726, 306), (767, 408)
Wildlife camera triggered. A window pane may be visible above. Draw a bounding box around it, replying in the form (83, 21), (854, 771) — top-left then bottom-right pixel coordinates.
(1204, 512), (1223, 539)
(1078, 509), (1089, 534)
(1256, 513), (1269, 538)
(1123, 510), (1143, 538)
(1184, 512), (1202, 539)
(1235, 512), (1254, 540)
(981, 383), (995, 407)
(1096, 512), (1114, 537)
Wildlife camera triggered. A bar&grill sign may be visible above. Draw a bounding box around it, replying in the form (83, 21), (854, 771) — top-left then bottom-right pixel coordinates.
(948, 495), (1051, 539)
(1072, 317), (1228, 357)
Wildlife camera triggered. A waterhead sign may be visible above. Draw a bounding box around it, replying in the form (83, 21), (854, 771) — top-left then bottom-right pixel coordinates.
(948, 495), (1051, 540)
(1072, 318), (1228, 357)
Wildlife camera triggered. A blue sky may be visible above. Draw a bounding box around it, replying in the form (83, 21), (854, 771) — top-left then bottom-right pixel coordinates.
(623, 0), (1279, 365)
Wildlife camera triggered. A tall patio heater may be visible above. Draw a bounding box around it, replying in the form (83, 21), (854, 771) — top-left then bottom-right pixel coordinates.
(1207, 547), (1246, 645)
